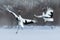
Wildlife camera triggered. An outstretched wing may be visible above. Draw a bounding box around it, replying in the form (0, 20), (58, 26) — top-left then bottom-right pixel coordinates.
(7, 8), (18, 18)
(4, 5), (18, 18)
(34, 14), (43, 18)
(43, 18), (54, 22)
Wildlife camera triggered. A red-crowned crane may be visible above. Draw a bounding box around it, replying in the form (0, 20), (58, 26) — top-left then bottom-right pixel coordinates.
(4, 5), (37, 34)
(34, 7), (54, 22)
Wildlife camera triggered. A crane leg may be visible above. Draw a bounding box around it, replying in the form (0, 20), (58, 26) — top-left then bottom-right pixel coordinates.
(16, 25), (24, 34)
(16, 25), (20, 34)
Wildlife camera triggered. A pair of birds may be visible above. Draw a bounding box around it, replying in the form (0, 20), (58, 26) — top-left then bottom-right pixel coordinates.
(5, 5), (54, 33)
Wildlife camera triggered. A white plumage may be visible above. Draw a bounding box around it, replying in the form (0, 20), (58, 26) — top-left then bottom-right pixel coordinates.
(5, 5), (36, 28)
(34, 7), (54, 22)
(5, 5), (37, 33)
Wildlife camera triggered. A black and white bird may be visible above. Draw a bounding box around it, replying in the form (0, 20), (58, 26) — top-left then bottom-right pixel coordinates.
(34, 7), (54, 22)
(5, 5), (36, 33)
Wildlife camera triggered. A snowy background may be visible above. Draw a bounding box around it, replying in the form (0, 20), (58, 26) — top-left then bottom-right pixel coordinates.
(0, 0), (60, 40)
(0, 26), (60, 40)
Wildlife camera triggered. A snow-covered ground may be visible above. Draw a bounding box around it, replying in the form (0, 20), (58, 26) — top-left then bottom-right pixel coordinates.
(0, 26), (60, 40)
